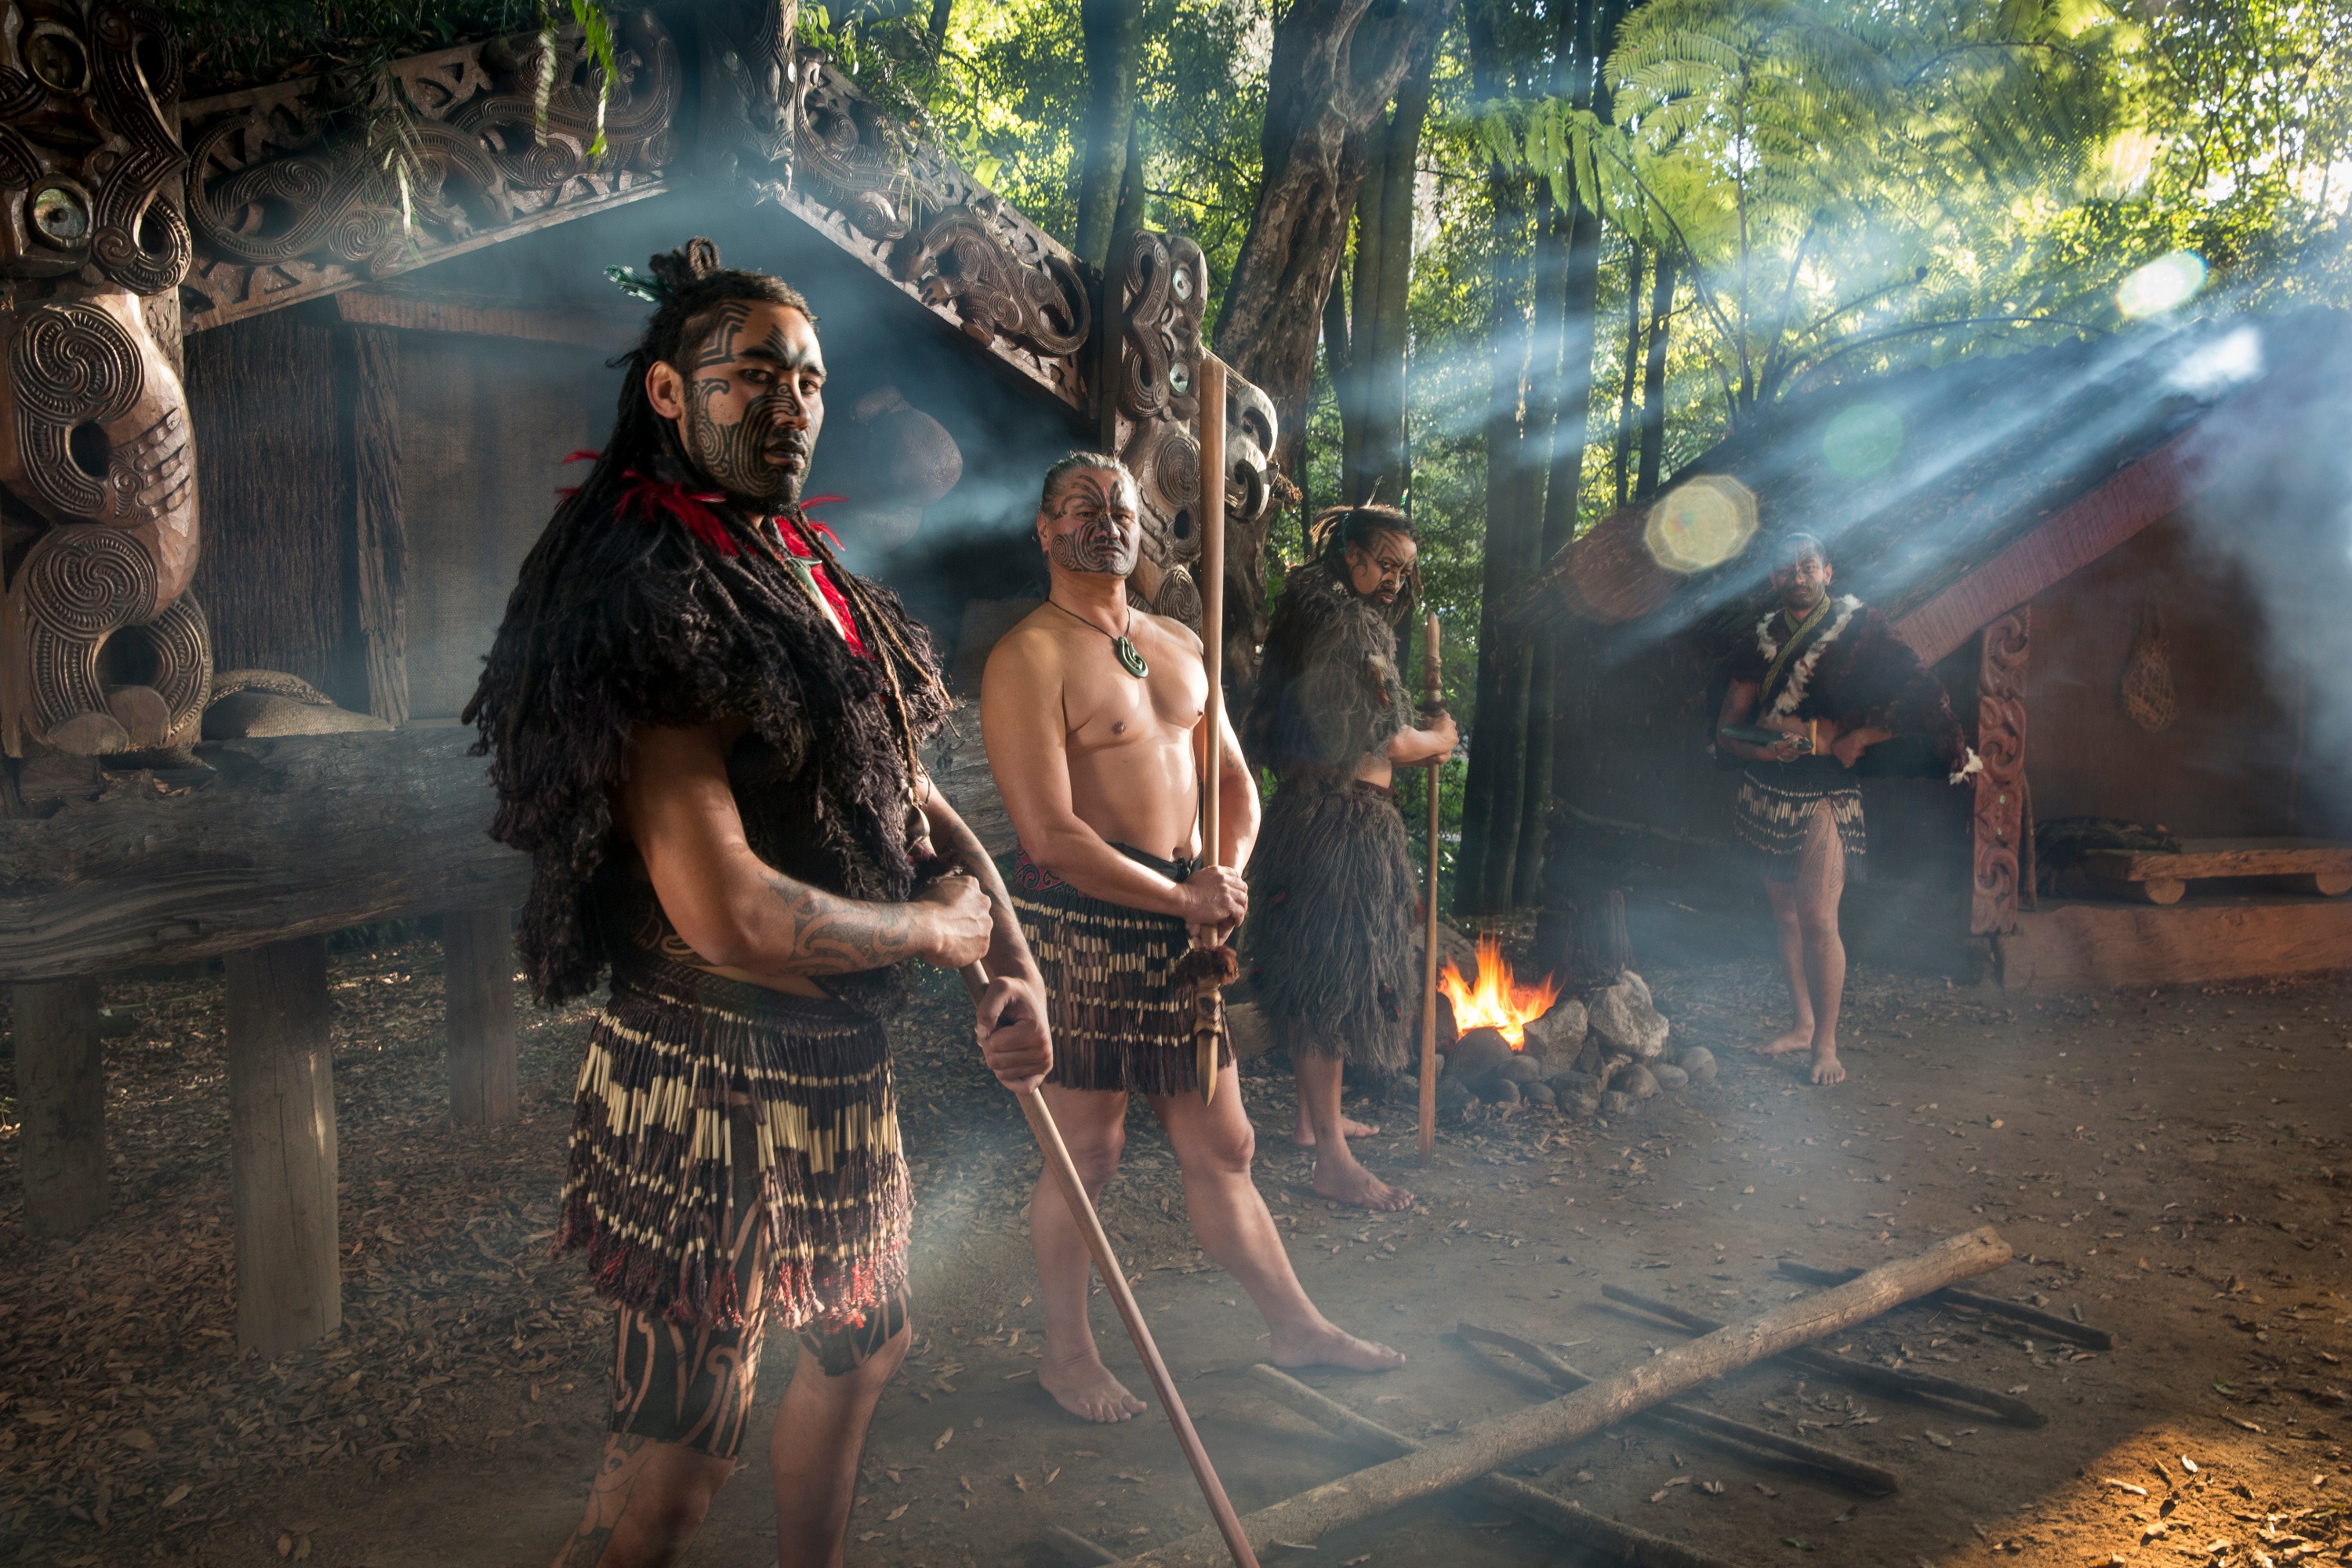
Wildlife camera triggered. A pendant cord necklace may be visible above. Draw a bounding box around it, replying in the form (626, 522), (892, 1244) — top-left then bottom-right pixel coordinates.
(1045, 594), (1150, 677)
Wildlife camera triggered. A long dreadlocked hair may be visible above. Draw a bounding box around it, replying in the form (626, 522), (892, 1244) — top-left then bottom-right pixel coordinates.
(463, 238), (953, 1005)
(1305, 502), (1419, 631)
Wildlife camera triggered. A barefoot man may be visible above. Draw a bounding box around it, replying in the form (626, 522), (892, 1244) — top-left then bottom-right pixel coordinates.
(1244, 505), (1457, 1210)
(984, 454), (1405, 1422)
(1715, 532), (1977, 1085)
(468, 239), (1050, 1566)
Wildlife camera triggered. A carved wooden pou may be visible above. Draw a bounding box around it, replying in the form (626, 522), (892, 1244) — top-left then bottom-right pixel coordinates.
(2, 1), (205, 761)
(0, 287), (206, 756)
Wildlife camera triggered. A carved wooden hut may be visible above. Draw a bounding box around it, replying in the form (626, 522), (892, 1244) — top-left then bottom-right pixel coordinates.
(0, 1), (1276, 1356)
(1528, 307), (2352, 993)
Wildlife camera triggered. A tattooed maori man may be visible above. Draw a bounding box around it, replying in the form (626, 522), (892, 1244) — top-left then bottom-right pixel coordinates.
(982, 455), (1404, 1424)
(466, 239), (1051, 1568)
(1244, 505), (1457, 1211)
(1715, 532), (1976, 1087)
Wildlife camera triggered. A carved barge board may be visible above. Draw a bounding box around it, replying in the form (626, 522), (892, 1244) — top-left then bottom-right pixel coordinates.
(0, 729), (529, 980)
(1970, 608), (2028, 936)
(176, 13), (682, 332)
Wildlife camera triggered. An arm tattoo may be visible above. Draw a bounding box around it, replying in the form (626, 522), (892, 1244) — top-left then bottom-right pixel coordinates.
(756, 870), (926, 974)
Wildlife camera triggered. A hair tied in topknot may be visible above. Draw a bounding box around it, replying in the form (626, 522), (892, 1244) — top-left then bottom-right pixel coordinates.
(649, 237), (724, 293)
(604, 266), (666, 303)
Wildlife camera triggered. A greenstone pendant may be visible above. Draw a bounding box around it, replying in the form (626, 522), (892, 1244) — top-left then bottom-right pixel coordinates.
(1113, 634), (1149, 678)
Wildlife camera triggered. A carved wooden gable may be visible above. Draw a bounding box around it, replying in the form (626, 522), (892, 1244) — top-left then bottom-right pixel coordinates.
(176, 13), (681, 329)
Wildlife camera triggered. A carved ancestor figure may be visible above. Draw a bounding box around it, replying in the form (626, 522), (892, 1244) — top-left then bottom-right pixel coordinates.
(463, 239), (1049, 1566)
(1714, 532), (1977, 1087)
(1243, 504), (1455, 1211)
(0, 2), (207, 766)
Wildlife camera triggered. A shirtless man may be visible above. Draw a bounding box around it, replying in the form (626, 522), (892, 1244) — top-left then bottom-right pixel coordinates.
(982, 452), (1404, 1422)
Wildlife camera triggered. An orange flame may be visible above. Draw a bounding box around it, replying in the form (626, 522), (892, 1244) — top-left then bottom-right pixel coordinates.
(1438, 934), (1560, 1049)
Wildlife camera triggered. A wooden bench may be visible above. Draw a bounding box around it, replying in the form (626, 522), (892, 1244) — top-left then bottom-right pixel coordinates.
(2074, 837), (2352, 905)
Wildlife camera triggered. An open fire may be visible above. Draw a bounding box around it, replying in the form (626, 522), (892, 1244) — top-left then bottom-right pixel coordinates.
(1438, 933), (1561, 1049)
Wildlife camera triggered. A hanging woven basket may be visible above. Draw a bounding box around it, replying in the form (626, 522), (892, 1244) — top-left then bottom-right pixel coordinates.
(2121, 601), (2177, 733)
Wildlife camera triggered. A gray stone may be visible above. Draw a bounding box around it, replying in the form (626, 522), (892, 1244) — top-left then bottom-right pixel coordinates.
(1588, 971), (1670, 1060)
(1448, 1027), (1514, 1090)
(1600, 1090), (1633, 1116)
(1490, 1078), (1521, 1105)
(1521, 1080), (1557, 1109)
(1620, 1063), (1661, 1100)
(1651, 1063), (1689, 1091)
(1557, 1070), (1597, 1099)
(1677, 1046), (1718, 1084)
(1523, 997), (1588, 1067)
(1497, 1054), (1544, 1085)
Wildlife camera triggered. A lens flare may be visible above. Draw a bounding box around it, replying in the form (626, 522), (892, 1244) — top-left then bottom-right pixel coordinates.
(1822, 401), (1904, 476)
(2117, 252), (2205, 318)
(1645, 474), (1759, 574)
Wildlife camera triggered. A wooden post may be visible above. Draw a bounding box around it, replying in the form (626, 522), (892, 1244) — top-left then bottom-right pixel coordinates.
(1192, 354), (1229, 1105)
(15, 978), (106, 1236)
(1417, 611), (1442, 1167)
(348, 325), (408, 727)
(227, 937), (341, 1356)
(444, 906), (518, 1126)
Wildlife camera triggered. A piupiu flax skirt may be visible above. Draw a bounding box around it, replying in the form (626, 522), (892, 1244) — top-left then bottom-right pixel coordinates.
(1734, 760), (1867, 884)
(1011, 845), (1231, 1096)
(556, 948), (910, 1331)
(1244, 775), (1416, 1075)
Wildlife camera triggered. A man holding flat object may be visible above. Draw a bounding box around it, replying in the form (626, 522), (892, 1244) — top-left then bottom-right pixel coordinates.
(1715, 532), (1976, 1087)
(983, 452), (1403, 1425)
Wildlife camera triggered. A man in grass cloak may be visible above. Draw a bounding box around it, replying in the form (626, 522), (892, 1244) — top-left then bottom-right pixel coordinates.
(466, 238), (1050, 1568)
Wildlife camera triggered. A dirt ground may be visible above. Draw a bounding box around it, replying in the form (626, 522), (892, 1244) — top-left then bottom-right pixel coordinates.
(4, 937), (2350, 1568)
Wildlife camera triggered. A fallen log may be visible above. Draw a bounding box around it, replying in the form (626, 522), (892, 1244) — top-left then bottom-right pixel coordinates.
(1774, 1259), (2117, 1352)
(1116, 1226), (2010, 1565)
(1601, 1284), (2045, 1428)
(1456, 1323), (1900, 1497)
(1248, 1365), (1750, 1568)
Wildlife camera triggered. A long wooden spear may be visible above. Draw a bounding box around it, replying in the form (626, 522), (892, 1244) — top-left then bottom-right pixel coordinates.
(958, 960), (1259, 1568)
(1192, 354), (1229, 1107)
(1417, 610), (1442, 1167)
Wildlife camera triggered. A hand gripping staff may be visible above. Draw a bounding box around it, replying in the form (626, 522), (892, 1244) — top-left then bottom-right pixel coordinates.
(955, 949), (1261, 1568)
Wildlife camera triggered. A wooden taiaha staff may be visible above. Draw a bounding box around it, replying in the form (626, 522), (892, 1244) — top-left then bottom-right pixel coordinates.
(957, 960), (1260, 1568)
(1417, 610), (1443, 1167)
(1192, 354), (1229, 1108)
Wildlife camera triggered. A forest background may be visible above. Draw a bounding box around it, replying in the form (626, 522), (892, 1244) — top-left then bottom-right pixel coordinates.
(171, 0), (2352, 916)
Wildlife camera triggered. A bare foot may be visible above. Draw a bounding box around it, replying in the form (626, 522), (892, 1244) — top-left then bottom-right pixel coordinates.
(1269, 1319), (1406, 1373)
(1809, 1046), (1846, 1086)
(1311, 1155), (1414, 1212)
(1755, 1023), (1815, 1056)
(1038, 1350), (1147, 1423)
(1293, 1113), (1380, 1147)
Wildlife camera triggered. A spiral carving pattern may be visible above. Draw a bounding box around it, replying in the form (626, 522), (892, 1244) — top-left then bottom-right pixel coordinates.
(21, 525), (158, 637)
(135, 589), (214, 731)
(9, 301), (143, 423)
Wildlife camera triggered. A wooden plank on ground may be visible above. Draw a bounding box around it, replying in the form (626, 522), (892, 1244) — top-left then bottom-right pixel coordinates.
(1998, 897), (2352, 991)
(1116, 1228), (2012, 1566)
(2077, 837), (2352, 884)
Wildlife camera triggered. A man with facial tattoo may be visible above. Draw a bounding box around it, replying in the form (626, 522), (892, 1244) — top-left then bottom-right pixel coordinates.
(980, 453), (1403, 1425)
(466, 239), (1052, 1567)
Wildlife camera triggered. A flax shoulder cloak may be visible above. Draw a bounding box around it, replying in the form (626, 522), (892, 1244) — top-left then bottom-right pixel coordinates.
(465, 480), (954, 1014)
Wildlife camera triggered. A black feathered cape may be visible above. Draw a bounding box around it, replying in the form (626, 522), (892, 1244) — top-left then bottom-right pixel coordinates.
(1722, 595), (1977, 783)
(466, 477), (953, 1012)
(1243, 557), (1410, 778)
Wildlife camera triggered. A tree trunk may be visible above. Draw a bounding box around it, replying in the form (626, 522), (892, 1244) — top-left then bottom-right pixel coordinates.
(1343, 40), (1433, 506)
(1613, 238), (1642, 510)
(1074, 0), (1146, 271)
(1454, 0), (1537, 917)
(1636, 246), (1677, 499)
(1213, 0), (1455, 678)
